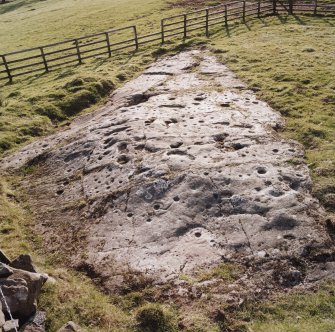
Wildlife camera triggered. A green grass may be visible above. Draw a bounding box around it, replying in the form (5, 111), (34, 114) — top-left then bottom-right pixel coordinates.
(0, 73), (115, 154)
(1, 13), (334, 210)
(135, 304), (178, 332)
(180, 263), (243, 284)
(0, 40), (207, 157)
(0, 176), (33, 258)
(39, 270), (133, 332)
(246, 282), (335, 332)
(1, 2), (335, 331)
(0, 0), (182, 155)
(209, 13), (335, 212)
(0, 0), (170, 53)
(0, 176), (132, 331)
(0, 0), (219, 53)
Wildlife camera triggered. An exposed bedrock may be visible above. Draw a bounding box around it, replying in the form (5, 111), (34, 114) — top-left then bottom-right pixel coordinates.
(1, 51), (334, 291)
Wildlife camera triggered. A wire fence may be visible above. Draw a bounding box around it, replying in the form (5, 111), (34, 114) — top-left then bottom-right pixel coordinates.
(0, 0), (334, 83)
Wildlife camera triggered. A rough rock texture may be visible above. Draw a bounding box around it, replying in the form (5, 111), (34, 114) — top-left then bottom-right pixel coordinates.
(0, 252), (10, 266)
(0, 264), (13, 279)
(2, 319), (19, 332)
(57, 321), (82, 332)
(0, 264), (47, 322)
(1, 51), (333, 290)
(0, 253), (47, 331)
(20, 311), (46, 332)
(0, 303), (5, 330)
(9, 255), (36, 274)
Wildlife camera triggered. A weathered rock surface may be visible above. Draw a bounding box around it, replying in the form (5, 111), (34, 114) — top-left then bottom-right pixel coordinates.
(57, 321), (81, 332)
(2, 319), (19, 332)
(0, 264), (13, 279)
(9, 255), (36, 274)
(1, 51), (333, 290)
(20, 311), (46, 332)
(1, 268), (47, 321)
(0, 303), (5, 330)
(0, 254), (47, 329)
(0, 252), (10, 266)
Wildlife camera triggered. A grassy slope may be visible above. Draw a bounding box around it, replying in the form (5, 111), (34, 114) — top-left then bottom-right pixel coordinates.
(0, 0), (169, 53)
(209, 14), (335, 211)
(0, 0), (335, 331)
(241, 282), (335, 332)
(0, 0), (219, 156)
(0, 0), (180, 155)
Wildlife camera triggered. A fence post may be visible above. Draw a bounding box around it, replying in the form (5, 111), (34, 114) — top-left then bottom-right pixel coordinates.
(258, 0), (261, 17)
(133, 26), (139, 51)
(40, 47), (49, 73)
(224, 5), (228, 27)
(242, 1), (246, 22)
(314, 0), (317, 14)
(1, 55), (12, 83)
(183, 14), (187, 39)
(272, 0), (277, 14)
(74, 39), (82, 64)
(288, 0), (293, 14)
(161, 19), (165, 44)
(105, 32), (112, 57)
(205, 8), (209, 37)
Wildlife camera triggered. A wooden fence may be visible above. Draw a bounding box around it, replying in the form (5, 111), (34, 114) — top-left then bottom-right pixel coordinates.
(0, 0), (334, 83)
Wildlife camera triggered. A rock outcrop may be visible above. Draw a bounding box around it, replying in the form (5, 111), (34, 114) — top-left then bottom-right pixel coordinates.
(1, 51), (334, 293)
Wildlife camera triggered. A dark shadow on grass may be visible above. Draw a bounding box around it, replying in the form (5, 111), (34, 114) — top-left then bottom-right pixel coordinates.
(224, 25), (231, 37)
(120, 50), (139, 63)
(275, 13), (289, 23)
(274, 12), (309, 25)
(258, 16), (270, 26)
(243, 21), (252, 31)
(291, 14), (307, 25)
(0, 0), (28, 15)
(0, 80), (12, 88)
(318, 15), (335, 26)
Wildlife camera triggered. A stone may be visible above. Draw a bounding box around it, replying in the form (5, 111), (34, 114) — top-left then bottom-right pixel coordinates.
(20, 311), (46, 332)
(9, 255), (36, 273)
(1, 267), (47, 321)
(2, 319), (19, 332)
(57, 321), (82, 332)
(257, 251), (267, 258)
(273, 263), (303, 287)
(0, 303), (5, 329)
(0, 263), (13, 278)
(0, 51), (332, 291)
(0, 250), (10, 265)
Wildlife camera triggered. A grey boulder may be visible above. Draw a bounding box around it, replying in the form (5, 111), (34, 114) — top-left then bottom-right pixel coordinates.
(20, 311), (46, 332)
(0, 268), (47, 322)
(9, 255), (36, 274)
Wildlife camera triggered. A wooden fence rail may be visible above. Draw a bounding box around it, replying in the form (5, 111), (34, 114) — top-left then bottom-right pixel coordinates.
(0, 0), (334, 83)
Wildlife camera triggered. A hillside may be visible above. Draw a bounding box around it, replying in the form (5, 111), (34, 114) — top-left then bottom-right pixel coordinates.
(0, 0), (171, 52)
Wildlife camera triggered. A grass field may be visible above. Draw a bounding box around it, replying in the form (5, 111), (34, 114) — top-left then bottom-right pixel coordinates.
(0, 0), (170, 53)
(209, 13), (335, 212)
(0, 0), (220, 52)
(0, 0), (335, 331)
